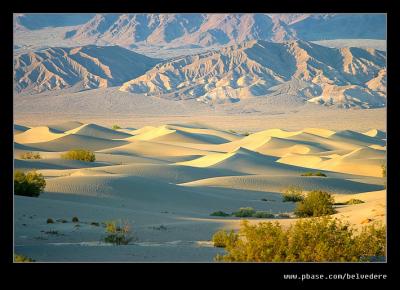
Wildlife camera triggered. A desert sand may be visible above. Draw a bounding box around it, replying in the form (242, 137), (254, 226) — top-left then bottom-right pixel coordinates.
(14, 121), (386, 262)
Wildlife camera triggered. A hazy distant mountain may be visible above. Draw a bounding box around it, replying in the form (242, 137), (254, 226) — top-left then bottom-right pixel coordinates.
(14, 45), (159, 94)
(14, 13), (96, 31)
(120, 40), (386, 108)
(64, 13), (386, 48)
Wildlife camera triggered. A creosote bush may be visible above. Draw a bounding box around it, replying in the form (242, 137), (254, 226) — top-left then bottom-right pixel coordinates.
(210, 211), (230, 217)
(301, 172), (327, 177)
(112, 125), (121, 130)
(46, 218), (54, 224)
(61, 149), (95, 162)
(20, 152), (41, 160)
(232, 207), (256, 217)
(212, 229), (238, 248)
(72, 216), (79, 223)
(14, 170), (46, 197)
(253, 211), (275, 218)
(214, 217), (386, 262)
(282, 186), (304, 202)
(14, 254), (35, 262)
(294, 190), (336, 217)
(104, 220), (134, 245)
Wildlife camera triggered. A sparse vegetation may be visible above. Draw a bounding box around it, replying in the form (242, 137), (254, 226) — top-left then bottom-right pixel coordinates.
(282, 186), (304, 202)
(72, 216), (79, 223)
(90, 222), (100, 227)
(253, 211), (274, 218)
(214, 217), (386, 262)
(212, 229), (238, 248)
(335, 199), (365, 205)
(277, 213), (291, 218)
(210, 211), (230, 217)
(301, 172), (327, 177)
(112, 124), (121, 130)
(46, 218), (54, 224)
(14, 254), (35, 262)
(61, 149), (95, 162)
(20, 152), (41, 160)
(104, 220), (134, 245)
(14, 170), (46, 197)
(294, 190), (336, 217)
(232, 207), (256, 217)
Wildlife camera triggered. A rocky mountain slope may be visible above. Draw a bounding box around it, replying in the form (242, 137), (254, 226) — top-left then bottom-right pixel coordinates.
(63, 13), (386, 48)
(120, 40), (386, 108)
(14, 45), (159, 94)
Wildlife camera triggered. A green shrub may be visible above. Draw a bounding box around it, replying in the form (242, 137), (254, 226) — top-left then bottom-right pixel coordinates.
(20, 152), (41, 160)
(301, 172), (327, 177)
(232, 207), (256, 217)
(72, 216), (79, 223)
(294, 190), (336, 217)
(253, 211), (275, 218)
(104, 220), (134, 245)
(14, 254), (35, 262)
(46, 218), (54, 224)
(282, 186), (304, 202)
(212, 229), (238, 248)
(61, 149), (95, 162)
(14, 170), (46, 197)
(214, 217), (386, 262)
(344, 199), (365, 205)
(210, 211), (230, 217)
(112, 125), (121, 130)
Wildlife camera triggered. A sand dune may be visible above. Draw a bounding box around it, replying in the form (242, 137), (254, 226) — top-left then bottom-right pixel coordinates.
(14, 121), (386, 262)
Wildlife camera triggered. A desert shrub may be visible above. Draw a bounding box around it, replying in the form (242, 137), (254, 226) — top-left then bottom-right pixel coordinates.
(61, 149), (95, 162)
(253, 211), (275, 218)
(232, 207), (256, 217)
(214, 217), (386, 262)
(210, 211), (230, 217)
(282, 186), (304, 202)
(72, 216), (79, 223)
(294, 190), (336, 217)
(90, 222), (100, 227)
(344, 199), (365, 205)
(46, 218), (54, 224)
(112, 125), (121, 130)
(14, 170), (46, 197)
(301, 172), (327, 177)
(14, 254), (35, 262)
(20, 152), (41, 160)
(277, 213), (291, 218)
(212, 229), (238, 248)
(104, 220), (134, 245)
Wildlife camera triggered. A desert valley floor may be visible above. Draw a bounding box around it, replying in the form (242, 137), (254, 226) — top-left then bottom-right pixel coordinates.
(13, 118), (386, 262)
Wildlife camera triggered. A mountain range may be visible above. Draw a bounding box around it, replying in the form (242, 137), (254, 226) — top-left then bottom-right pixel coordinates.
(14, 45), (158, 93)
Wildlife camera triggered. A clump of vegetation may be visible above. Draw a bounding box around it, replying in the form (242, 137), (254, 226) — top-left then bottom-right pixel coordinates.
(212, 229), (238, 248)
(46, 218), (54, 224)
(210, 211), (231, 217)
(72, 216), (79, 223)
(14, 170), (46, 197)
(253, 211), (275, 218)
(90, 222), (100, 227)
(214, 217), (386, 262)
(104, 220), (134, 245)
(301, 172), (327, 177)
(341, 199), (365, 205)
(294, 190), (336, 217)
(14, 254), (35, 262)
(282, 186), (304, 202)
(112, 125), (121, 130)
(57, 219), (68, 223)
(20, 152), (41, 160)
(61, 149), (95, 162)
(232, 207), (256, 217)
(277, 213), (291, 218)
